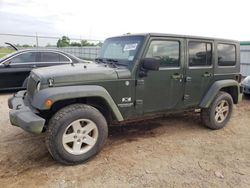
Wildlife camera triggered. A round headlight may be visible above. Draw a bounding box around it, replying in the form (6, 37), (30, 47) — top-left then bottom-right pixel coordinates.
(36, 82), (41, 91)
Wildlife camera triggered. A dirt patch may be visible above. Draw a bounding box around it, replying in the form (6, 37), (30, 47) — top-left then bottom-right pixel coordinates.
(0, 93), (250, 187)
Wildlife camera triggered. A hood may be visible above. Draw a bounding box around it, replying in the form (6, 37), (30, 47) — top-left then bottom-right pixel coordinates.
(32, 63), (131, 85)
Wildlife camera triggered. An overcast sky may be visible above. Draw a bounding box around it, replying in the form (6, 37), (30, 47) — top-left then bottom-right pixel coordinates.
(0, 0), (250, 46)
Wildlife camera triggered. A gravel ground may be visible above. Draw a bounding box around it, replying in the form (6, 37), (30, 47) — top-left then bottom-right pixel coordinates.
(0, 93), (250, 188)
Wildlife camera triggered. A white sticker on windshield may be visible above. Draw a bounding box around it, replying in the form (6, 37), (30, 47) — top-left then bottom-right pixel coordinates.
(128, 56), (134, 61)
(123, 43), (138, 51)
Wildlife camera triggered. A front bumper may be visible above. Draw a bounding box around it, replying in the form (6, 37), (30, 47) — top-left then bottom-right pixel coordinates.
(242, 84), (250, 94)
(8, 90), (45, 134)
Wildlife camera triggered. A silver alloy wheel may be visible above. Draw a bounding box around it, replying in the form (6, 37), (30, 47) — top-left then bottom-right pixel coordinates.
(215, 100), (229, 123)
(62, 119), (99, 155)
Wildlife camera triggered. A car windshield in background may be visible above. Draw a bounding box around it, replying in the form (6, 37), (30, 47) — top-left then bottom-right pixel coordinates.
(98, 36), (145, 65)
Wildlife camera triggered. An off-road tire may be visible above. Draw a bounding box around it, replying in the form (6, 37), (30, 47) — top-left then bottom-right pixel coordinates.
(201, 91), (233, 130)
(45, 104), (108, 165)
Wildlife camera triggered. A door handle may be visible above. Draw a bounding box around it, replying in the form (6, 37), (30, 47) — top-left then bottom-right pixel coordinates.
(203, 72), (212, 77)
(31, 65), (37, 68)
(172, 73), (182, 80)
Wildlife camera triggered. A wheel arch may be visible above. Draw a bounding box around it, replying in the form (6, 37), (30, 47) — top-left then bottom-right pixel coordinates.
(51, 97), (113, 124)
(22, 77), (29, 88)
(199, 79), (242, 108)
(220, 86), (239, 104)
(32, 85), (123, 123)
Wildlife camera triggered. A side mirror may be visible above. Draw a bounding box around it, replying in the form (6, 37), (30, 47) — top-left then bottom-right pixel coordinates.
(142, 58), (160, 71)
(3, 61), (11, 67)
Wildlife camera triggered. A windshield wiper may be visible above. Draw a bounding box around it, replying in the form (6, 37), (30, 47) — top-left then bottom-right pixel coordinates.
(106, 58), (119, 68)
(95, 58), (104, 63)
(95, 58), (118, 68)
(106, 58), (118, 63)
(106, 58), (118, 68)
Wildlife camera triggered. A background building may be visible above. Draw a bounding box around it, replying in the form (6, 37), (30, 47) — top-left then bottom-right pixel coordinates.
(240, 41), (250, 77)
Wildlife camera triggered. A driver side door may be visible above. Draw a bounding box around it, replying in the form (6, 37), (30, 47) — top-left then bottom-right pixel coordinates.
(135, 37), (185, 115)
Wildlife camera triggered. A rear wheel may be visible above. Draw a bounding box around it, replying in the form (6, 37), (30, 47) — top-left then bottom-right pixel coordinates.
(45, 104), (108, 165)
(201, 91), (233, 130)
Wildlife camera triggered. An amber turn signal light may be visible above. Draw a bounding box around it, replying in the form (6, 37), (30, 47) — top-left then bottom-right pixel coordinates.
(45, 99), (53, 107)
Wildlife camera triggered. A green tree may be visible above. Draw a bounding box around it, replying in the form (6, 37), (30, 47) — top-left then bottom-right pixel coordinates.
(96, 41), (103, 47)
(22, 44), (32, 47)
(57, 36), (102, 47)
(70, 42), (81, 47)
(80, 40), (96, 46)
(15, 44), (32, 48)
(46, 43), (55, 47)
(57, 36), (70, 47)
(80, 40), (89, 46)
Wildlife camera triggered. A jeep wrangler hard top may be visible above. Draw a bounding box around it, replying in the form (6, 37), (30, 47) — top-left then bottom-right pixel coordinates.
(9, 33), (242, 164)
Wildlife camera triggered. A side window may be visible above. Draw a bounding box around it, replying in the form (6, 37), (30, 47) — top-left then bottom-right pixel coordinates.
(10, 52), (37, 63)
(217, 44), (236, 66)
(41, 52), (60, 62)
(188, 41), (212, 67)
(59, 54), (70, 62)
(145, 40), (180, 67)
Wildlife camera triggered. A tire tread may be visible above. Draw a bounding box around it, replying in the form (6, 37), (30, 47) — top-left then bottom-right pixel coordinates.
(201, 91), (233, 130)
(45, 104), (108, 165)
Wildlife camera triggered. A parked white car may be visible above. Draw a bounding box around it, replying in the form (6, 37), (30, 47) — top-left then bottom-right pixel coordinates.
(242, 76), (250, 95)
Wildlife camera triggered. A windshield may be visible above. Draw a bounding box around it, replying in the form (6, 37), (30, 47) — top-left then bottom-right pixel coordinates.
(98, 35), (145, 65)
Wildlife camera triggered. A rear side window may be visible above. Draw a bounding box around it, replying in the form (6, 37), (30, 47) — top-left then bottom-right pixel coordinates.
(145, 40), (180, 67)
(41, 52), (70, 62)
(188, 41), (212, 67)
(10, 52), (37, 63)
(41, 52), (60, 62)
(217, 44), (236, 66)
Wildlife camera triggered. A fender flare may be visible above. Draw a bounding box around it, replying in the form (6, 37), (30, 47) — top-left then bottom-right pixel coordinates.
(22, 77), (29, 88)
(31, 85), (124, 121)
(199, 79), (241, 108)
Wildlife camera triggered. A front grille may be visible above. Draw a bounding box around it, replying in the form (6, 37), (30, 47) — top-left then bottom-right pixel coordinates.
(27, 77), (37, 99)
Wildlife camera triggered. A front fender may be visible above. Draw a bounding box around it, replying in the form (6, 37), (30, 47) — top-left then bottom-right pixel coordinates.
(199, 79), (242, 108)
(31, 85), (124, 121)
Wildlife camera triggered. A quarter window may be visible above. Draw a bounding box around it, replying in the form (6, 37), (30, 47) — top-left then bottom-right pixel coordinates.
(217, 44), (236, 66)
(10, 52), (37, 63)
(146, 40), (180, 67)
(188, 41), (212, 66)
(41, 52), (60, 62)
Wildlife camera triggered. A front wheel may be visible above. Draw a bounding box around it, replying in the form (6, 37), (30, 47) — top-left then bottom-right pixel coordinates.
(201, 91), (233, 130)
(45, 104), (108, 165)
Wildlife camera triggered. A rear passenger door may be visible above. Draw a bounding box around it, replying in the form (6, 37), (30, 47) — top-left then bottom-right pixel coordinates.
(183, 40), (214, 107)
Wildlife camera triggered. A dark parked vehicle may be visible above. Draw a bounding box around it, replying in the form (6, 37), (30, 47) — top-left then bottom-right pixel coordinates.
(0, 48), (84, 90)
(241, 76), (250, 95)
(9, 33), (243, 164)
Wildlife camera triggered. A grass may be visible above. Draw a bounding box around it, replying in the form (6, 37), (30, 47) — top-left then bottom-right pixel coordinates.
(0, 48), (15, 58)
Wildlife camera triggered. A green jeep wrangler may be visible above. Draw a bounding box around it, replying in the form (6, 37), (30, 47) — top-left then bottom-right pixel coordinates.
(8, 33), (242, 164)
